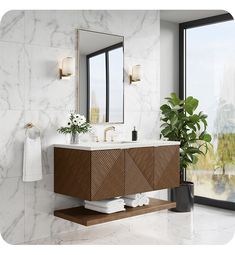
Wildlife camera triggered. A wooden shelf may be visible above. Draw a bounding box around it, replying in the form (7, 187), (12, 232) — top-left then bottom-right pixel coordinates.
(54, 198), (176, 226)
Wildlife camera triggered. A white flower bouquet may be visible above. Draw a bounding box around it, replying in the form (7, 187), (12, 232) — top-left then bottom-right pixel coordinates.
(57, 112), (91, 141)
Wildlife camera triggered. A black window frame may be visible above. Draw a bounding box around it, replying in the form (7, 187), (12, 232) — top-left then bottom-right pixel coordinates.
(87, 42), (124, 123)
(179, 13), (235, 211)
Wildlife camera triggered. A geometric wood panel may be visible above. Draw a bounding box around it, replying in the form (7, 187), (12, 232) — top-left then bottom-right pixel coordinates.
(125, 147), (154, 195)
(54, 148), (91, 200)
(91, 149), (125, 200)
(154, 145), (180, 190)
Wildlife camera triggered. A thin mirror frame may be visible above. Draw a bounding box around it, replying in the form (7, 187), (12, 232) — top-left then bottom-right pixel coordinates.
(77, 29), (125, 124)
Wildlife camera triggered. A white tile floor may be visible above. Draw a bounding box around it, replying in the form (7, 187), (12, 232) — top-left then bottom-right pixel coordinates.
(25, 205), (235, 245)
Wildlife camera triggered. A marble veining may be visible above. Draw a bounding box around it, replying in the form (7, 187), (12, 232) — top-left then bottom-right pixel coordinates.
(0, 10), (161, 244)
(0, 11), (24, 43)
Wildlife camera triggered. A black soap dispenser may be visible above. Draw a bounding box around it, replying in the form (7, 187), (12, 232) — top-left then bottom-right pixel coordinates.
(132, 126), (138, 141)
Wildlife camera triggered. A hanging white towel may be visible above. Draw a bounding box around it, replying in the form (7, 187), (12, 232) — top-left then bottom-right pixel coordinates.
(23, 135), (42, 182)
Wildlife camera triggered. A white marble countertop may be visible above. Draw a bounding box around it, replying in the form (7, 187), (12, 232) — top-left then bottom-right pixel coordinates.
(54, 140), (180, 151)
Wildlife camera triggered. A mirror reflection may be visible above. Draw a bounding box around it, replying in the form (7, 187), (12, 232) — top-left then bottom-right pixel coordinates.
(78, 29), (124, 124)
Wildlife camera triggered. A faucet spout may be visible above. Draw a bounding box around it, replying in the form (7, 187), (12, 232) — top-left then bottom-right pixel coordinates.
(104, 126), (115, 142)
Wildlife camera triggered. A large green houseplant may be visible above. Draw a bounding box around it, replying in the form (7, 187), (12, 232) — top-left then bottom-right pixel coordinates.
(160, 93), (212, 212)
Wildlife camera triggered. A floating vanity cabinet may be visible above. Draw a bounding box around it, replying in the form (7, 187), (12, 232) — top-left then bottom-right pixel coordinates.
(54, 148), (125, 201)
(125, 147), (154, 195)
(154, 145), (180, 190)
(54, 141), (180, 226)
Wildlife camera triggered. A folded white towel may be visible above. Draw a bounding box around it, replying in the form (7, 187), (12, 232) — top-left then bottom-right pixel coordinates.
(142, 197), (150, 205)
(123, 193), (150, 207)
(138, 199), (144, 206)
(85, 200), (125, 209)
(84, 198), (124, 208)
(23, 135), (42, 182)
(85, 204), (125, 214)
(123, 198), (139, 208)
(140, 192), (147, 198)
(124, 193), (141, 200)
(138, 193), (149, 206)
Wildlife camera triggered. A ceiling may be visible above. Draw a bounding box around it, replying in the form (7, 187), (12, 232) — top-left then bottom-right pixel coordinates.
(160, 10), (228, 23)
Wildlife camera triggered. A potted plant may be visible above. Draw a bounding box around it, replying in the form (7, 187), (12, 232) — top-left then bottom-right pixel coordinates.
(57, 112), (91, 144)
(160, 93), (212, 212)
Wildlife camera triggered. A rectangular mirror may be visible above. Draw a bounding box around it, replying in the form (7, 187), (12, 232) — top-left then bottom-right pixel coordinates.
(78, 29), (124, 124)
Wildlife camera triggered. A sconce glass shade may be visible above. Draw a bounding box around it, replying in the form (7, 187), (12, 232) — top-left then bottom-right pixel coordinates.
(60, 57), (74, 78)
(131, 65), (141, 82)
(59, 57), (75, 79)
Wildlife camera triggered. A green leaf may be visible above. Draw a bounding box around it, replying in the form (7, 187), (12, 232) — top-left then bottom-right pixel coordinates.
(170, 114), (178, 126)
(187, 123), (197, 132)
(202, 133), (212, 142)
(160, 104), (171, 113)
(170, 93), (181, 106)
(185, 96), (199, 115)
(161, 126), (172, 137)
(160, 123), (169, 128)
(189, 114), (200, 122)
(201, 117), (208, 128)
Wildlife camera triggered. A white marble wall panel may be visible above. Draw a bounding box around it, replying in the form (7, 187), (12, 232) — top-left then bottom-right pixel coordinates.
(122, 11), (159, 61)
(24, 11), (78, 49)
(0, 10), (160, 244)
(77, 10), (124, 36)
(0, 177), (24, 244)
(24, 173), (81, 242)
(0, 11), (24, 43)
(0, 42), (25, 110)
(24, 45), (76, 111)
(0, 110), (25, 178)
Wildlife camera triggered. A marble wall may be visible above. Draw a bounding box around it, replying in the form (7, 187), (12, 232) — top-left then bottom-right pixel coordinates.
(0, 10), (160, 244)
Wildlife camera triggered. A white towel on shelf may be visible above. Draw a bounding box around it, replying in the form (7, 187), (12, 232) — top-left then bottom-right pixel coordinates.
(123, 193), (150, 207)
(85, 198), (124, 208)
(138, 199), (144, 206)
(123, 198), (139, 208)
(124, 193), (141, 200)
(138, 193), (149, 206)
(23, 135), (42, 182)
(85, 204), (125, 214)
(142, 196), (150, 205)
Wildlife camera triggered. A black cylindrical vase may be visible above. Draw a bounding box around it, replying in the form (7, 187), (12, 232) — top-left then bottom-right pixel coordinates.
(169, 181), (194, 212)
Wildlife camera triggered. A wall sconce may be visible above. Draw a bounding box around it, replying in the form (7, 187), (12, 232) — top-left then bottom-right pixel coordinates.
(59, 57), (75, 79)
(129, 65), (141, 84)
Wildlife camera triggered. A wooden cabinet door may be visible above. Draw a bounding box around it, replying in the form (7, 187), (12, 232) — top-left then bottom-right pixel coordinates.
(54, 148), (91, 200)
(91, 149), (125, 200)
(154, 145), (180, 190)
(125, 147), (154, 195)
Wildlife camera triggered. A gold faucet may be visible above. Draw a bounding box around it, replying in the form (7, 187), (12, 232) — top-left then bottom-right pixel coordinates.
(104, 126), (115, 142)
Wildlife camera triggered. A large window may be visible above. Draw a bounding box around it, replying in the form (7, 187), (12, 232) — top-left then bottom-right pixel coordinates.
(179, 14), (235, 209)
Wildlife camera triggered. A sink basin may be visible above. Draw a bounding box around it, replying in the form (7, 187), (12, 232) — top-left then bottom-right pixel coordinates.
(107, 141), (137, 144)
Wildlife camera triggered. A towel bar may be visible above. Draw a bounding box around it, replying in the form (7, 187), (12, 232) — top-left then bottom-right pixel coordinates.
(25, 122), (40, 131)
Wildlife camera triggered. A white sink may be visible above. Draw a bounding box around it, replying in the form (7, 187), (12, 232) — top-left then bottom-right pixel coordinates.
(54, 140), (180, 151)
